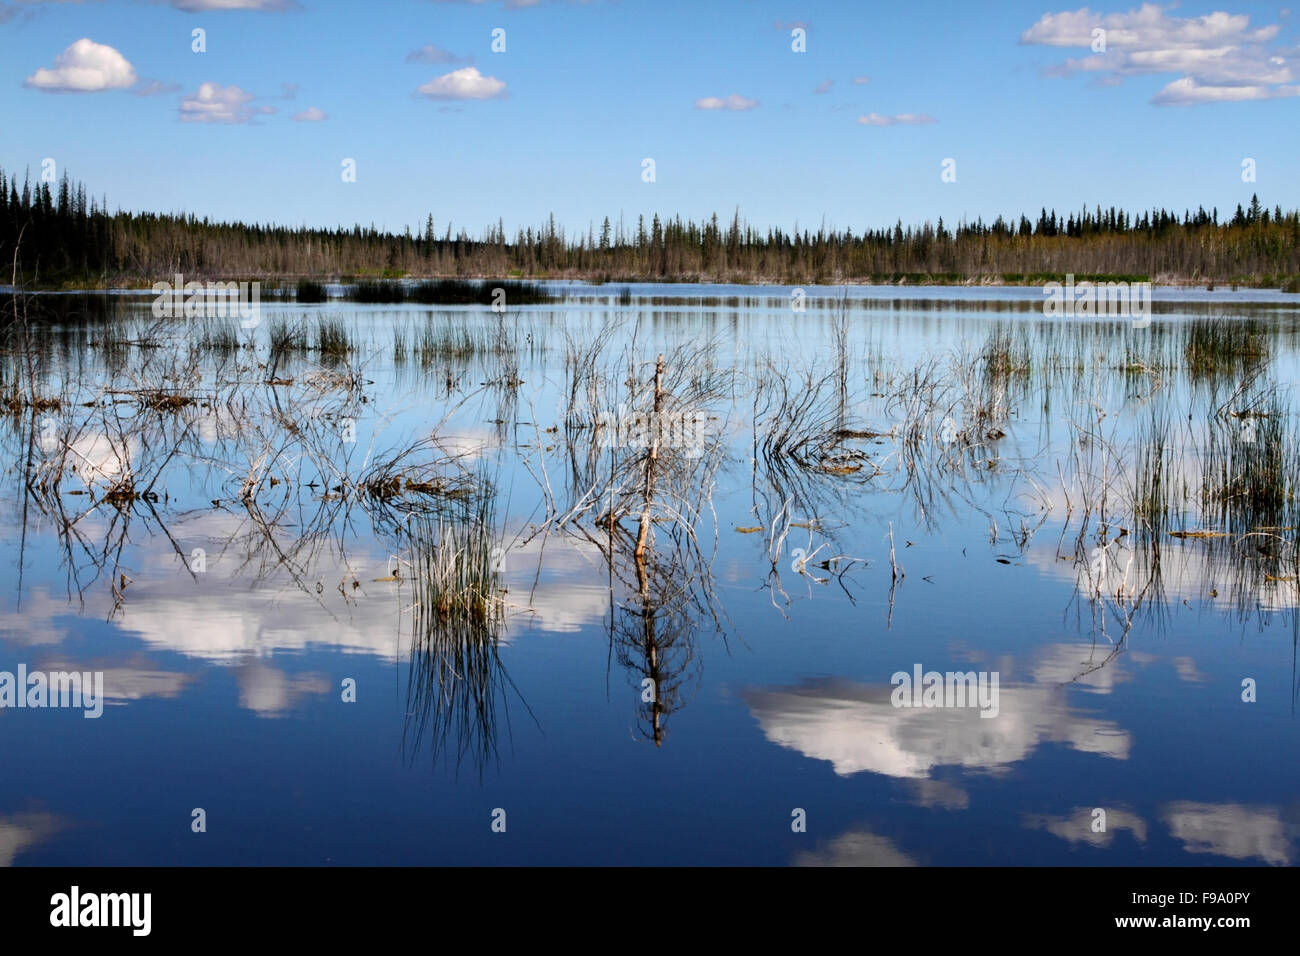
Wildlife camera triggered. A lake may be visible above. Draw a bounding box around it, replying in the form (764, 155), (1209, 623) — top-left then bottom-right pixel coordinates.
(2, 282), (1298, 866)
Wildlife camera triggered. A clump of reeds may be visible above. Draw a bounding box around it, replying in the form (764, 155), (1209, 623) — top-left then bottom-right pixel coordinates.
(980, 326), (1032, 382)
(407, 492), (503, 626)
(974, 325), (1032, 426)
(138, 389), (196, 412)
(1201, 389), (1299, 529)
(400, 486), (515, 775)
(1129, 408), (1182, 538)
(197, 315), (240, 353)
(1183, 319), (1268, 380)
(314, 316), (352, 358)
(268, 315), (309, 355)
(414, 315), (483, 362)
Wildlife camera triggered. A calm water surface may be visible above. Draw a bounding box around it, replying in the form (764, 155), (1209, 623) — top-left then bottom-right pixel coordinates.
(2, 283), (1298, 865)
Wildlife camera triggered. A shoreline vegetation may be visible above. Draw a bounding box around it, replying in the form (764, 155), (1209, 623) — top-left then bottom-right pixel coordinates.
(2, 165), (1298, 292)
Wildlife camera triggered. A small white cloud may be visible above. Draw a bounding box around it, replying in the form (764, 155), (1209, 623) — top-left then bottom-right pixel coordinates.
(179, 82), (274, 123)
(694, 93), (758, 111)
(168, 0), (298, 10)
(852, 75), (870, 85)
(292, 106), (328, 121)
(415, 66), (506, 100)
(406, 44), (473, 65)
(793, 828), (917, 867)
(1152, 76), (1300, 104)
(813, 79), (833, 94)
(857, 112), (936, 125)
(25, 38), (137, 93)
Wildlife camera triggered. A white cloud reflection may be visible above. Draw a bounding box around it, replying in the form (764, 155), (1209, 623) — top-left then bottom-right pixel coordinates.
(1161, 801), (1294, 865)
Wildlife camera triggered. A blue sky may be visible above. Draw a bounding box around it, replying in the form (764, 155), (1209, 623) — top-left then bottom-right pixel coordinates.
(2, 0), (1298, 236)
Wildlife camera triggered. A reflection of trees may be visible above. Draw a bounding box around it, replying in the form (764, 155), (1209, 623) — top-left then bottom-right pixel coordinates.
(606, 498), (720, 747)
(525, 326), (732, 745)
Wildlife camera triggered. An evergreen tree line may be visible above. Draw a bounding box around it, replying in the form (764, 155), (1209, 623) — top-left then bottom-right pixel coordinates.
(2, 166), (1297, 286)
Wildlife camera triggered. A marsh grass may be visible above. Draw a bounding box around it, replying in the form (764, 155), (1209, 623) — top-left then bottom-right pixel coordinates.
(401, 487), (519, 772)
(975, 326), (1032, 427)
(413, 315), (484, 362)
(1129, 407), (1183, 538)
(1201, 388), (1300, 530)
(1183, 319), (1269, 380)
(268, 315), (309, 355)
(197, 315), (240, 353)
(314, 315), (352, 359)
(407, 491), (503, 626)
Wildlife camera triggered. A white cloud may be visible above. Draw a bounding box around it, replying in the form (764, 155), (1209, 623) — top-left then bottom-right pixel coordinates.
(1022, 5), (1297, 105)
(236, 662), (329, 717)
(24, 38), (136, 93)
(168, 0), (298, 10)
(1022, 5), (1279, 48)
(1152, 75), (1300, 104)
(851, 75), (871, 85)
(793, 829), (917, 866)
(813, 79), (833, 94)
(179, 82), (274, 123)
(744, 674), (1129, 780)
(0, 813), (64, 867)
(1162, 802), (1294, 864)
(292, 106), (328, 121)
(857, 112), (936, 125)
(694, 93), (758, 111)
(415, 66), (506, 100)
(1023, 806), (1149, 847)
(406, 44), (473, 65)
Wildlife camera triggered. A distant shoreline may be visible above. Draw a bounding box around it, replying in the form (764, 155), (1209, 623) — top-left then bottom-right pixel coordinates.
(10, 272), (1300, 295)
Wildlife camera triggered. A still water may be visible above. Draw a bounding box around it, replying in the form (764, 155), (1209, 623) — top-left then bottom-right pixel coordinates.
(2, 283), (1298, 865)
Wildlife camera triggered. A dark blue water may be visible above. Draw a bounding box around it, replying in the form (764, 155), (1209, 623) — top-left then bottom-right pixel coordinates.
(2, 285), (1298, 865)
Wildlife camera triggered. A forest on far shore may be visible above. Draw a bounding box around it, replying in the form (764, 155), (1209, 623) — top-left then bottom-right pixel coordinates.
(2, 165), (1298, 289)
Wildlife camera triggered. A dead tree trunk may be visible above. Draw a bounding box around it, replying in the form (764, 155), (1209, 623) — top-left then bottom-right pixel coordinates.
(634, 354), (664, 560)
